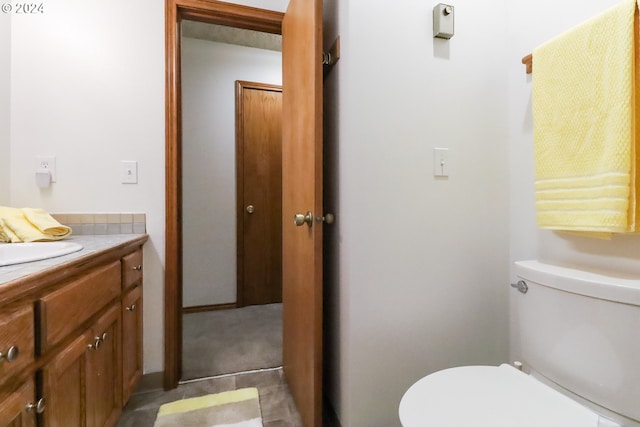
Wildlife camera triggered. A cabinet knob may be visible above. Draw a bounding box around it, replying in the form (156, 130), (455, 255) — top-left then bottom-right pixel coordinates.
(0, 345), (19, 363)
(26, 398), (46, 414)
(88, 336), (102, 350)
(132, 265), (142, 271)
(101, 332), (108, 342)
(125, 304), (137, 312)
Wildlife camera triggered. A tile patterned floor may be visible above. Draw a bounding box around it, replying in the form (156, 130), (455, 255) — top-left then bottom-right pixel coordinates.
(116, 368), (302, 427)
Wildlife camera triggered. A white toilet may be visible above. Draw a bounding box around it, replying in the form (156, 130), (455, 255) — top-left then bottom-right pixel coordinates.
(399, 260), (640, 426)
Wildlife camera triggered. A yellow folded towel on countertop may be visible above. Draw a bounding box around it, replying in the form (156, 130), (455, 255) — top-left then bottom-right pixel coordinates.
(0, 206), (72, 242)
(532, 0), (640, 237)
(0, 219), (16, 243)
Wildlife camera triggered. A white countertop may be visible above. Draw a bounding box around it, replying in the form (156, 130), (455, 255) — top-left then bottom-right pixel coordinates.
(0, 234), (147, 286)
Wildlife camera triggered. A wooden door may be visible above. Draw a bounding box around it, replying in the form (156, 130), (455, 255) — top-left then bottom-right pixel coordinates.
(281, 0), (323, 426)
(236, 81), (283, 307)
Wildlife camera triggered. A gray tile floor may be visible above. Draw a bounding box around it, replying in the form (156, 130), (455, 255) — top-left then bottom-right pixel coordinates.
(116, 367), (302, 427)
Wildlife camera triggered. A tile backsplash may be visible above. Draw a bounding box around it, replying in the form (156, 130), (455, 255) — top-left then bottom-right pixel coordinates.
(51, 213), (146, 236)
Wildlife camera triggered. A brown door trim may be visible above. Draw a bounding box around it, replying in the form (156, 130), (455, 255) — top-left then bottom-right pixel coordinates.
(164, 0), (283, 390)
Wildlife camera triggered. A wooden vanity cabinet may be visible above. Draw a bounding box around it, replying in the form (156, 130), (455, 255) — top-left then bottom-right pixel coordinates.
(0, 237), (147, 427)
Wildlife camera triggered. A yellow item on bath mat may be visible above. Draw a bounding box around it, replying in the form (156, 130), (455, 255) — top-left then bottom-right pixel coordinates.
(0, 206), (72, 242)
(532, 0), (640, 236)
(154, 388), (263, 427)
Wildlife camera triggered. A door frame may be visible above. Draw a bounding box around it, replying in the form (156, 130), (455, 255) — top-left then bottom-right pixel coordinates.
(164, 0), (283, 390)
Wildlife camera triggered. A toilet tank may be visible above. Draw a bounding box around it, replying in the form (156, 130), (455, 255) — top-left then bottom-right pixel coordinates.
(514, 260), (640, 423)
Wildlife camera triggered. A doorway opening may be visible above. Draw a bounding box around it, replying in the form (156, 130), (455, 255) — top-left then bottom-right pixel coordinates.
(180, 25), (283, 378)
(164, 0), (284, 390)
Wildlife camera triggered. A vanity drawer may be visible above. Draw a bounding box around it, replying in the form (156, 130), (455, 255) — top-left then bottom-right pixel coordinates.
(39, 261), (120, 352)
(122, 249), (143, 290)
(0, 305), (34, 382)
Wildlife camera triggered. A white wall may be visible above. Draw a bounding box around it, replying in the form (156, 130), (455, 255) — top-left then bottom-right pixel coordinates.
(0, 11), (9, 204)
(506, 0), (640, 358)
(9, 0), (166, 372)
(324, 1), (511, 426)
(181, 37), (281, 307)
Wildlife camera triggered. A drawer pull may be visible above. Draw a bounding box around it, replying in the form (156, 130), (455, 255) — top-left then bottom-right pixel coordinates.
(102, 332), (108, 342)
(0, 345), (19, 363)
(132, 265), (142, 271)
(26, 398), (46, 414)
(125, 304), (137, 312)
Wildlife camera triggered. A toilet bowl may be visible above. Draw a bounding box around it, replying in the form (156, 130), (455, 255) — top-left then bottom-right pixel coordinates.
(399, 260), (640, 427)
(399, 364), (615, 427)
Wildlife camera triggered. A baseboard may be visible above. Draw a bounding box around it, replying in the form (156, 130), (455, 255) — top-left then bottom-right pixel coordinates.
(134, 371), (164, 394)
(182, 302), (237, 313)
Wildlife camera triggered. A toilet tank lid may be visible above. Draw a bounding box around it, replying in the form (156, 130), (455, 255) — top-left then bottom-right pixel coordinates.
(399, 364), (600, 427)
(514, 260), (640, 306)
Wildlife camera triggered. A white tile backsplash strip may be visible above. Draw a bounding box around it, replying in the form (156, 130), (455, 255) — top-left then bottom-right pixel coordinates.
(51, 213), (146, 235)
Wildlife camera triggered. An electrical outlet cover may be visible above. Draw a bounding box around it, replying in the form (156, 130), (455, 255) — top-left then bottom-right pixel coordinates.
(35, 156), (56, 182)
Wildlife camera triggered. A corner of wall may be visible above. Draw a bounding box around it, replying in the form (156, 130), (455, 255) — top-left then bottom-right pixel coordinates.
(0, 10), (11, 204)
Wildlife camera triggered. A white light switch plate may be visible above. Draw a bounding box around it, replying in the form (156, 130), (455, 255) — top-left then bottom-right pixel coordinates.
(433, 148), (449, 177)
(121, 160), (138, 184)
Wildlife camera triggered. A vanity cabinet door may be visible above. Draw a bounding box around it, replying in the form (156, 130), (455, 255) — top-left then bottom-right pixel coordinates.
(121, 285), (142, 403)
(41, 331), (89, 427)
(0, 379), (38, 427)
(86, 305), (122, 427)
(42, 304), (122, 427)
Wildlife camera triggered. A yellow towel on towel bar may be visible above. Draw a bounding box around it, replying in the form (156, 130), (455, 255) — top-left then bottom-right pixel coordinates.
(0, 206), (72, 242)
(532, 0), (640, 236)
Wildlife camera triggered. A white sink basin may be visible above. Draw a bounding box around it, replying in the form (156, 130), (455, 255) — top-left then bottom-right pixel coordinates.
(0, 241), (83, 267)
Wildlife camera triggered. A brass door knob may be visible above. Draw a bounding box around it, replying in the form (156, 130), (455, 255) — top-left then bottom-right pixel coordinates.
(246, 205), (255, 214)
(294, 211), (313, 227)
(317, 213), (335, 224)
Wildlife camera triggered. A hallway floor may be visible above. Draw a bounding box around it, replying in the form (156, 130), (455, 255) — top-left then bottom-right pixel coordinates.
(116, 367), (302, 427)
(182, 303), (283, 379)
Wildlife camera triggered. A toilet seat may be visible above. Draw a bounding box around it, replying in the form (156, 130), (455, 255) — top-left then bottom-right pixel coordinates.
(399, 364), (600, 427)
